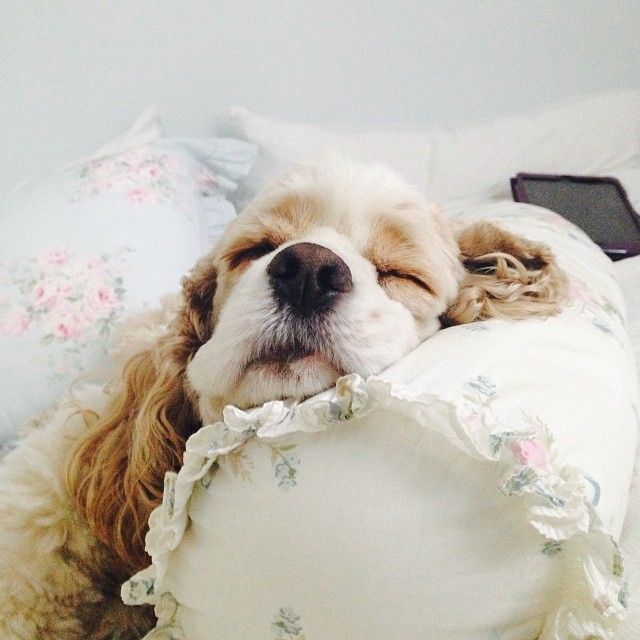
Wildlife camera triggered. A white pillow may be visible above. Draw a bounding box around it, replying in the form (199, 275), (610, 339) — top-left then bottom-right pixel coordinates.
(0, 113), (256, 440)
(124, 203), (638, 640)
(229, 105), (435, 210)
(615, 255), (640, 640)
(230, 89), (640, 207)
(615, 255), (640, 375)
(617, 409), (640, 640)
(609, 160), (640, 214)
(424, 90), (640, 203)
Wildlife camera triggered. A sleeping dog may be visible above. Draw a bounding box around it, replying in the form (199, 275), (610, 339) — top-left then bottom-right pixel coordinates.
(0, 159), (567, 639)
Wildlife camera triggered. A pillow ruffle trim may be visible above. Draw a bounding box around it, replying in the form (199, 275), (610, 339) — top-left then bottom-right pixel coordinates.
(122, 373), (628, 640)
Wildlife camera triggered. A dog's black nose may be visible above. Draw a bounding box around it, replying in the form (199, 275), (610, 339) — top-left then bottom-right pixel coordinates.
(267, 242), (353, 314)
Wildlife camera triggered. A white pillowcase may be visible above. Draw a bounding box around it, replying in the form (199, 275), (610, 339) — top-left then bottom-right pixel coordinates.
(615, 255), (640, 374)
(613, 255), (640, 639)
(230, 89), (640, 207)
(124, 204), (638, 640)
(0, 112), (256, 440)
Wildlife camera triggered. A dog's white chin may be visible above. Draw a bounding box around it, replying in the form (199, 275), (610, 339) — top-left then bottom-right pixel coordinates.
(237, 354), (341, 407)
(194, 352), (344, 423)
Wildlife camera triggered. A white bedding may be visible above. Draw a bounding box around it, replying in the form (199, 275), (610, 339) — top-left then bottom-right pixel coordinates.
(614, 254), (640, 369)
(230, 91), (640, 207)
(612, 255), (640, 639)
(123, 204), (638, 640)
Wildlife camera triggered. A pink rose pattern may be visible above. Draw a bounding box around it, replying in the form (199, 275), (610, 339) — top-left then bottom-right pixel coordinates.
(509, 438), (550, 471)
(0, 248), (130, 381)
(76, 145), (182, 204)
(459, 373), (627, 625)
(1, 307), (30, 337)
(461, 375), (581, 518)
(568, 277), (625, 342)
(75, 145), (219, 207)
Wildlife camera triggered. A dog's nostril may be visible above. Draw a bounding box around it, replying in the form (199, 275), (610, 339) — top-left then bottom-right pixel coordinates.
(267, 251), (299, 280)
(267, 242), (353, 314)
(318, 264), (352, 293)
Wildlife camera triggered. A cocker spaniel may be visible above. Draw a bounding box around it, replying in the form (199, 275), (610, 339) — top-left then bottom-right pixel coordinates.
(0, 159), (567, 639)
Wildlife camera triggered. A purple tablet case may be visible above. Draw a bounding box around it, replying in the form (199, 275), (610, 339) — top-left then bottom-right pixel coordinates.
(511, 172), (640, 261)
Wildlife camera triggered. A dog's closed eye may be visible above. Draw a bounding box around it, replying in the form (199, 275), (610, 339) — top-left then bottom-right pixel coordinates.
(376, 268), (433, 294)
(226, 240), (277, 270)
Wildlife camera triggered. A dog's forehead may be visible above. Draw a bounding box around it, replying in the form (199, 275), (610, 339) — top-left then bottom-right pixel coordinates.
(245, 188), (427, 252)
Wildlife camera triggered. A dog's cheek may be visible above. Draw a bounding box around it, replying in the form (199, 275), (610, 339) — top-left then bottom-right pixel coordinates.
(186, 266), (278, 404)
(197, 394), (227, 425)
(331, 286), (421, 374)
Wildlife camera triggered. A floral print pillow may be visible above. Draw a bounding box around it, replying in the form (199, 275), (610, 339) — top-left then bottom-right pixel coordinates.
(0, 117), (256, 441)
(1, 248), (129, 381)
(78, 146), (190, 205)
(76, 144), (221, 215)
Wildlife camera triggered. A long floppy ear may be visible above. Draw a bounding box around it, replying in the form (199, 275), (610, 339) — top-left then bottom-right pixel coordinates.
(177, 255), (219, 352)
(66, 256), (218, 572)
(443, 221), (568, 325)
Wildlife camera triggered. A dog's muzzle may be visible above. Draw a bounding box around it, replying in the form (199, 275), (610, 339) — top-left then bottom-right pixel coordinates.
(267, 242), (353, 316)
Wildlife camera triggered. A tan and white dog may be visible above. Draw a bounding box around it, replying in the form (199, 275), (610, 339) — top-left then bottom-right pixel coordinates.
(0, 159), (567, 639)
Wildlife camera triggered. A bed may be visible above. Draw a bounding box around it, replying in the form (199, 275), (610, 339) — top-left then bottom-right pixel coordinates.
(2, 91), (640, 639)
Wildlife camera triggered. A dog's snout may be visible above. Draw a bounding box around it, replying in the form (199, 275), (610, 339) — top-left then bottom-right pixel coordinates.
(267, 242), (353, 314)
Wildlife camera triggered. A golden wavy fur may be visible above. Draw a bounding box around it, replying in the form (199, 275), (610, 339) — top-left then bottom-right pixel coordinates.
(66, 256), (219, 572)
(445, 221), (568, 325)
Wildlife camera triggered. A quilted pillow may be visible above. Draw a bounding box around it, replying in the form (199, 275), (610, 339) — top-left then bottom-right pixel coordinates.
(123, 203), (638, 640)
(0, 112), (256, 439)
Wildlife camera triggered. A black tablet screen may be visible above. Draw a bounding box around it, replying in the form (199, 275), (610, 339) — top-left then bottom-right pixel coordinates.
(518, 176), (640, 248)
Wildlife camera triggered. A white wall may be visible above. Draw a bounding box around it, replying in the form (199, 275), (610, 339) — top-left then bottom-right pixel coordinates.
(2, 1), (640, 194)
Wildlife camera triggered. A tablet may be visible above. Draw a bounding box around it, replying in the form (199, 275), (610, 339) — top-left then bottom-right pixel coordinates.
(511, 173), (640, 260)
